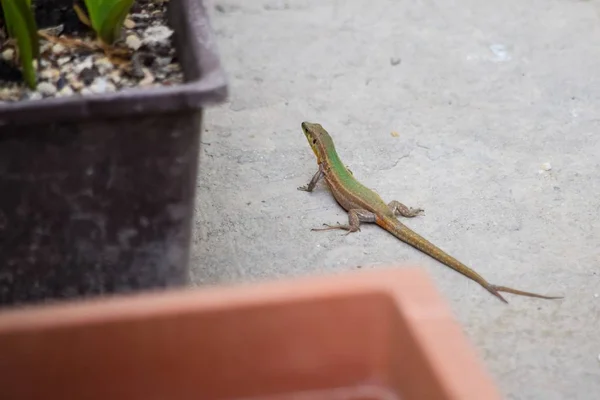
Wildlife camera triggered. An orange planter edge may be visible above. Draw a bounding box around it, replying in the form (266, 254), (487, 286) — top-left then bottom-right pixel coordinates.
(0, 267), (502, 400)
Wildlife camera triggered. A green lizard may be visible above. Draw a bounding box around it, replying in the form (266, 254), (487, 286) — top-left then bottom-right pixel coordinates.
(298, 121), (562, 303)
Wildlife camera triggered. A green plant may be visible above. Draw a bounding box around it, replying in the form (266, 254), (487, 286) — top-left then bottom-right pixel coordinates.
(76, 0), (136, 45)
(0, 0), (39, 88)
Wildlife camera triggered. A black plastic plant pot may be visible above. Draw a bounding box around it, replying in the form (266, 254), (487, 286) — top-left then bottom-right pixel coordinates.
(0, 0), (227, 307)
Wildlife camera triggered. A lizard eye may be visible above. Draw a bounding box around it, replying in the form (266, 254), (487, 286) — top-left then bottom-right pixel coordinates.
(312, 139), (317, 144)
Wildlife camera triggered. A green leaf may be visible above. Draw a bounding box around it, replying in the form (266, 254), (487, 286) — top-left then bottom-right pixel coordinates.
(4, 0), (32, 39)
(99, 0), (134, 44)
(83, 0), (107, 33)
(4, 10), (17, 39)
(83, 0), (134, 44)
(0, 0), (39, 88)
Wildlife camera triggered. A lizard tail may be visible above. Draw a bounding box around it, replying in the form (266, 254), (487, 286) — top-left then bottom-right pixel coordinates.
(484, 285), (509, 304)
(376, 215), (562, 303)
(493, 285), (563, 300)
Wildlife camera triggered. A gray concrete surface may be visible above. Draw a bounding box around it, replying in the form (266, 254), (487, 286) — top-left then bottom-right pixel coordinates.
(191, 0), (600, 398)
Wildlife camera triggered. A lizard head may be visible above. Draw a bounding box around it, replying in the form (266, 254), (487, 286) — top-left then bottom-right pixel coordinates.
(301, 121), (331, 162)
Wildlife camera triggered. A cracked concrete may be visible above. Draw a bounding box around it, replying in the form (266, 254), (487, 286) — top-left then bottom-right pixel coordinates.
(192, 0), (600, 398)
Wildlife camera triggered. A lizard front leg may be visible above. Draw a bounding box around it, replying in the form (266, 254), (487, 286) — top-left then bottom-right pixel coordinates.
(298, 165), (324, 192)
(312, 209), (376, 236)
(387, 200), (424, 218)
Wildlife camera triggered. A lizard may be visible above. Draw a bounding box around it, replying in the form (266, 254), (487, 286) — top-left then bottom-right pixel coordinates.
(297, 121), (562, 303)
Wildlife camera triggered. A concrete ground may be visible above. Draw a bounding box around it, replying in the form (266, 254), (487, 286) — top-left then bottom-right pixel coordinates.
(192, 0), (600, 398)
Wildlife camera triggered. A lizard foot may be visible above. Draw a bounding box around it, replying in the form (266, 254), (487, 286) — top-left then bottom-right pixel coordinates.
(312, 223), (359, 234)
(411, 208), (425, 216)
(388, 201), (425, 218)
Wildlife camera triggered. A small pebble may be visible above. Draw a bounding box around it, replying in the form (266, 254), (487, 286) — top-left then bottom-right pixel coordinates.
(56, 86), (74, 97)
(2, 48), (15, 61)
(89, 77), (116, 94)
(129, 53), (147, 78)
(56, 76), (67, 90)
(28, 91), (43, 101)
(143, 25), (173, 46)
(131, 12), (151, 20)
(126, 35), (143, 50)
(109, 70), (122, 84)
(0, 87), (19, 101)
(153, 56), (172, 68)
(124, 18), (136, 29)
(165, 63), (181, 73)
(52, 43), (67, 55)
(40, 68), (60, 81)
(40, 42), (53, 54)
(36, 81), (58, 96)
(79, 67), (98, 85)
(68, 74), (85, 91)
(74, 56), (94, 74)
(542, 162), (552, 171)
(57, 56), (71, 66)
(95, 57), (114, 74)
(139, 68), (155, 86)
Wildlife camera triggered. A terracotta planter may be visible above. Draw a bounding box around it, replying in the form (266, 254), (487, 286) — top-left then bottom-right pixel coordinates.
(0, 0), (227, 306)
(0, 267), (501, 400)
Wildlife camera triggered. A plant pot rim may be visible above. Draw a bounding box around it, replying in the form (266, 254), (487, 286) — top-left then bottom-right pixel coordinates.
(0, 267), (502, 400)
(0, 0), (227, 126)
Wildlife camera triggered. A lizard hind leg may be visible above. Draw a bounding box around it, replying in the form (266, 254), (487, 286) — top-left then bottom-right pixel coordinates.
(311, 209), (376, 236)
(388, 200), (424, 218)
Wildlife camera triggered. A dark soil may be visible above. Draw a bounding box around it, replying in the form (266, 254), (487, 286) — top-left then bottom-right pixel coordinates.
(0, 59), (22, 83)
(29, 0), (159, 32)
(33, 0), (88, 34)
(0, 0), (184, 102)
(0, 1), (155, 34)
